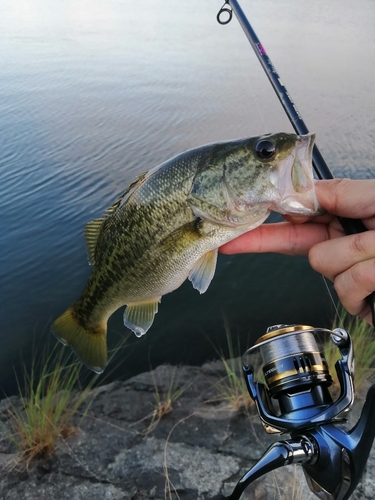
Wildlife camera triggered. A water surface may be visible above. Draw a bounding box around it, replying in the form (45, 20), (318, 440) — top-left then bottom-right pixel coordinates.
(1, 0), (375, 393)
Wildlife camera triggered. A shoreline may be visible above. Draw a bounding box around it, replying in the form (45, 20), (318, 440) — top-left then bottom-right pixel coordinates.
(1, 362), (374, 499)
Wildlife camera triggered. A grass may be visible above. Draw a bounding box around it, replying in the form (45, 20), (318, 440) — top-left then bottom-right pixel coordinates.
(327, 309), (375, 392)
(3, 333), (129, 465)
(217, 355), (254, 413)
(163, 413), (195, 500)
(212, 325), (260, 413)
(5, 347), (96, 464)
(272, 466), (314, 500)
(144, 366), (192, 434)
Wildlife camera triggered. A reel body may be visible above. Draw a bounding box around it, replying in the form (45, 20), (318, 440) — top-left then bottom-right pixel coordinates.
(217, 324), (375, 500)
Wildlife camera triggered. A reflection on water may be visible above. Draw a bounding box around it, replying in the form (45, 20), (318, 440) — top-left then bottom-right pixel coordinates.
(1, 0), (375, 394)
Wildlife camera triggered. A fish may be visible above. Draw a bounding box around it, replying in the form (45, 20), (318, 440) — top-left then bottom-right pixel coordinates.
(52, 132), (320, 373)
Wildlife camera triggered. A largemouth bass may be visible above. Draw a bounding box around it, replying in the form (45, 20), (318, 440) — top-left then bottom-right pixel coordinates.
(52, 132), (320, 373)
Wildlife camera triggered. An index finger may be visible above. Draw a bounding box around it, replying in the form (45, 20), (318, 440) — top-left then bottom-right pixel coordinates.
(220, 221), (330, 256)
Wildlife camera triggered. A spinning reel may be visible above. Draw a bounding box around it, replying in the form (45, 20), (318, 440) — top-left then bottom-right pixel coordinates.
(212, 324), (375, 500)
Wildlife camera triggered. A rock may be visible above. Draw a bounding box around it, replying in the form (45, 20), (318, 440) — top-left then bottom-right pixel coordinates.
(0, 363), (374, 499)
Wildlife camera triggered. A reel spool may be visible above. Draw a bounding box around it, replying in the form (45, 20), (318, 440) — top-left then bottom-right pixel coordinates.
(242, 324), (354, 433)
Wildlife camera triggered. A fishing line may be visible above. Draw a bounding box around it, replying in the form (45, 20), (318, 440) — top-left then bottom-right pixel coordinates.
(259, 330), (318, 366)
(247, 77), (269, 134)
(321, 275), (342, 325)
(234, 41), (270, 134)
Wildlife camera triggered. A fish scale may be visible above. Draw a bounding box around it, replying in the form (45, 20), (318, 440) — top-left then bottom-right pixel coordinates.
(52, 132), (320, 373)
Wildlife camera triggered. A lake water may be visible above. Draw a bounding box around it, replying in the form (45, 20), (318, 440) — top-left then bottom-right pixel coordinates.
(1, 0), (375, 394)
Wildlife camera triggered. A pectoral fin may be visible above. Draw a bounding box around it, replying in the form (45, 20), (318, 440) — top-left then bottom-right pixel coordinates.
(124, 298), (161, 337)
(188, 249), (218, 294)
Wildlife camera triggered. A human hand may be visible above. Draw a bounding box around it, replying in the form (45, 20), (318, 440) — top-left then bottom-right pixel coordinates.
(220, 179), (375, 325)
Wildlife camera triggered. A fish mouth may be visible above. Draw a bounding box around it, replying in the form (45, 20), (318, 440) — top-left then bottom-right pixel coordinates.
(276, 133), (322, 215)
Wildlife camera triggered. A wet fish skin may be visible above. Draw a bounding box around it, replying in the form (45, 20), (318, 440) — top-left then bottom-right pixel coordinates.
(52, 132), (319, 373)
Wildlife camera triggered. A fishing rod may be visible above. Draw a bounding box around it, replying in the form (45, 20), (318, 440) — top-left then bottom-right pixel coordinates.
(217, 0), (375, 325)
(208, 4), (375, 500)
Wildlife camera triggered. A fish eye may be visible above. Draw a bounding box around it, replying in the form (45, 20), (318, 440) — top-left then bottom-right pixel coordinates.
(255, 140), (276, 160)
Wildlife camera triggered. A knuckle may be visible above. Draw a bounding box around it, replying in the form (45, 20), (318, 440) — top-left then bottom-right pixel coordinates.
(349, 231), (375, 256)
(328, 178), (352, 214)
(334, 259), (375, 301)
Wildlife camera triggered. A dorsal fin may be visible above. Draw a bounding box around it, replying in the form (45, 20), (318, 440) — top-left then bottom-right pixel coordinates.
(84, 195), (125, 265)
(120, 170), (148, 203)
(84, 217), (105, 265)
(83, 171), (149, 265)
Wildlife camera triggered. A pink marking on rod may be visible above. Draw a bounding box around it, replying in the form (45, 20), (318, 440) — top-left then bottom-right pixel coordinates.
(256, 43), (267, 55)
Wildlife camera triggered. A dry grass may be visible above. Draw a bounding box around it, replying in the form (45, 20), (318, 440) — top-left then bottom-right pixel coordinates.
(144, 367), (192, 434)
(272, 466), (314, 500)
(163, 413), (195, 500)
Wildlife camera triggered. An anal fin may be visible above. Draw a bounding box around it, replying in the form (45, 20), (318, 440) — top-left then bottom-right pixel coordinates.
(124, 298), (161, 337)
(188, 249), (218, 294)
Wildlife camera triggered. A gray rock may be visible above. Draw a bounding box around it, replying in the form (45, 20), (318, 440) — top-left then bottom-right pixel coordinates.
(0, 363), (374, 500)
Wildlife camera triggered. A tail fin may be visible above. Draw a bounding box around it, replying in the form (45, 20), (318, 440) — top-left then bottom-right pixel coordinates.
(51, 307), (107, 374)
